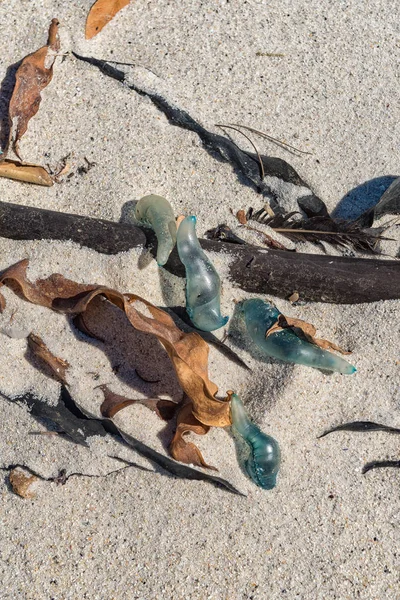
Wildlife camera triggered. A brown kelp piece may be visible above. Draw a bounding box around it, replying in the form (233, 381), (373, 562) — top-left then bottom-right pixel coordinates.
(73, 313), (105, 342)
(27, 333), (70, 383)
(0, 259), (232, 433)
(123, 297), (232, 427)
(8, 19), (60, 159)
(9, 468), (38, 499)
(0, 259), (96, 310)
(266, 314), (351, 355)
(99, 384), (177, 420)
(170, 401), (216, 470)
(0, 160), (53, 186)
(99, 385), (218, 470)
(85, 0), (130, 39)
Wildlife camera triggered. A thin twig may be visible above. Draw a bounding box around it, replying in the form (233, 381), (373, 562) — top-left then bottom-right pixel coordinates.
(106, 60), (161, 78)
(216, 124), (265, 179)
(273, 227), (393, 239)
(227, 123), (312, 156)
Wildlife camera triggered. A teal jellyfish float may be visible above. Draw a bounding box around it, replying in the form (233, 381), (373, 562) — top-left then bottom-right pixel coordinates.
(135, 194), (177, 266)
(230, 392), (281, 490)
(177, 215), (228, 332)
(241, 298), (356, 374)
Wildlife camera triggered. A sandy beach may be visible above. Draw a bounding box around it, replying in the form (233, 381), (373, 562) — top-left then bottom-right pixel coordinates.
(0, 1), (399, 598)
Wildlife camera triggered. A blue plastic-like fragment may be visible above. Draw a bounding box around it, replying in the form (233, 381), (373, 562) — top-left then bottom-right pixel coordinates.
(241, 298), (356, 374)
(135, 194), (177, 266)
(176, 216), (229, 332)
(230, 393), (280, 490)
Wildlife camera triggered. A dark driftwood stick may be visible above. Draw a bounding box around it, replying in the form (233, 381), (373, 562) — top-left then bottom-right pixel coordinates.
(165, 241), (400, 304)
(0, 200), (398, 304)
(0, 200), (146, 254)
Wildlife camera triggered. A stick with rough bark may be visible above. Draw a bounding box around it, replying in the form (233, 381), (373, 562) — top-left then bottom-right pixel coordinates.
(0, 200), (145, 254)
(0, 200), (398, 304)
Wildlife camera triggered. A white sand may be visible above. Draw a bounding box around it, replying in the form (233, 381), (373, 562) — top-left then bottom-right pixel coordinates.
(0, 1), (399, 598)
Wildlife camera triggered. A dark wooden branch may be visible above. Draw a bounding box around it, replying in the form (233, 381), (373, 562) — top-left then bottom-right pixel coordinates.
(0, 200), (398, 304)
(0, 200), (146, 254)
(191, 240), (400, 304)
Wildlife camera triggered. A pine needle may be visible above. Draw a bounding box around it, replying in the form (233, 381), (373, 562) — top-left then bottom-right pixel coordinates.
(226, 123), (312, 156)
(216, 123), (265, 179)
(248, 210), (393, 253)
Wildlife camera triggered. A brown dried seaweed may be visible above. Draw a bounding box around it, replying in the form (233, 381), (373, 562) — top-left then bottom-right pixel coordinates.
(0, 259), (233, 475)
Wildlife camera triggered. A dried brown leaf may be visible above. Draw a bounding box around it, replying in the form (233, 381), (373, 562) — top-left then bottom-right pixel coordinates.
(27, 333), (70, 382)
(0, 159), (53, 186)
(85, 0), (130, 39)
(176, 214), (185, 229)
(99, 384), (177, 420)
(0, 260), (232, 432)
(288, 291), (299, 303)
(310, 336), (351, 355)
(280, 315), (317, 337)
(8, 19), (60, 159)
(9, 468), (38, 499)
(266, 314), (351, 355)
(0, 259), (96, 309)
(170, 401), (217, 470)
(236, 209), (248, 225)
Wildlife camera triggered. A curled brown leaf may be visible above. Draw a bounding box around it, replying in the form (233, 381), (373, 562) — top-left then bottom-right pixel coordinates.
(85, 0), (130, 39)
(0, 160), (53, 186)
(8, 19), (60, 159)
(27, 333), (70, 383)
(170, 401), (216, 470)
(99, 384), (177, 420)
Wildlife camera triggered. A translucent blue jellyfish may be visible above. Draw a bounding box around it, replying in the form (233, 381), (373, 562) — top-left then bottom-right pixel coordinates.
(230, 392), (281, 490)
(241, 298), (356, 374)
(176, 216), (229, 332)
(135, 194), (177, 266)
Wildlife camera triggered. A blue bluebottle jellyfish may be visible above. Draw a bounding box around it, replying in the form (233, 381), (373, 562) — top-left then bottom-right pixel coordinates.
(135, 194), (177, 266)
(176, 216), (229, 332)
(241, 298), (356, 374)
(230, 392), (281, 490)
